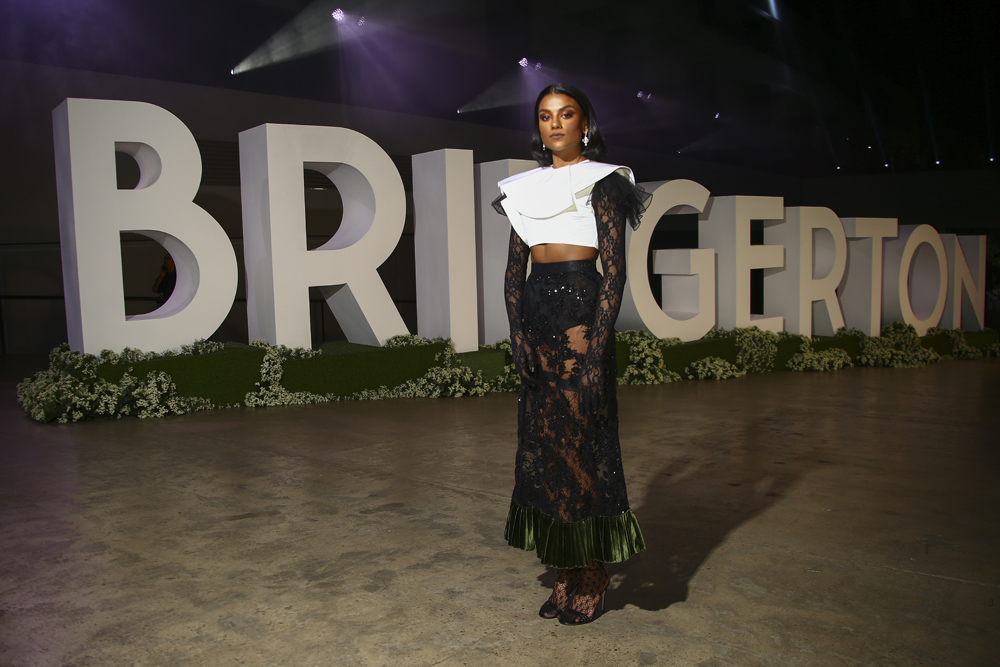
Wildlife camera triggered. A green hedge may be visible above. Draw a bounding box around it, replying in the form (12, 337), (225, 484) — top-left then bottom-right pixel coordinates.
(16, 325), (999, 423)
(661, 337), (738, 376)
(811, 335), (861, 359)
(458, 348), (510, 382)
(283, 343), (446, 397)
(96, 346), (266, 406)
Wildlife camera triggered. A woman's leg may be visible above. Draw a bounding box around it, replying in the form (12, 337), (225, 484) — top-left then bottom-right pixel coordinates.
(558, 560), (610, 625)
(539, 567), (581, 619)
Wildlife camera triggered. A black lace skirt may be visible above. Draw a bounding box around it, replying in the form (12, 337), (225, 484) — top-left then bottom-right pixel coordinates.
(504, 260), (644, 568)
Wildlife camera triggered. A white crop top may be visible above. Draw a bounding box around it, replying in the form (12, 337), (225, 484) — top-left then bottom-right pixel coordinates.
(497, 161), (635, 249)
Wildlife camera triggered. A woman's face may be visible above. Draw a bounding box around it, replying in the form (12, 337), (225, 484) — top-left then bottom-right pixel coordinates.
(537, 93), (588, 158)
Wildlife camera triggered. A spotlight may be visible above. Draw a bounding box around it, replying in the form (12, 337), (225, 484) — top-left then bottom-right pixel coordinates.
(519, 58), (528, 67)
(230, 68), (235, 75)
(935, 160), (941, 165)
(647, 93), (652, 99)
(884, 163), (889, 167)
(332, 8), (345, 20)
(358, 16), (365, 26)
(534, 62), (541, 70)
(991, 158), (996, 162)
(637, 91), (643, 98)
(715, 112), (720, 119)
(837, 166), (841, 170)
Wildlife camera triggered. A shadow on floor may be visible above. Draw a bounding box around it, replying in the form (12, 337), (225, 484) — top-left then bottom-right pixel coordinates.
(536, 413), (825, 613)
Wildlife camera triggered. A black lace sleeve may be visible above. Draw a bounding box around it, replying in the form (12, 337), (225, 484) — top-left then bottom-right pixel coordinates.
(504, 227), (536, 383)
(578, 172), (650, 413)
(589, 171), (650, 231)
(492, 192), (508, 216)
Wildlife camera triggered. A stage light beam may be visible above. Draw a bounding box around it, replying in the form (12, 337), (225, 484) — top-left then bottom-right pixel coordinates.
(458, 62), (565, 114)
(233, 3), (361, 74)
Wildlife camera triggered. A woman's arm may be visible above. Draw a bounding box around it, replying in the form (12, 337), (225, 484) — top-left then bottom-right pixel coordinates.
(578, 182), (628, 414)
(504, 227), (536, 384)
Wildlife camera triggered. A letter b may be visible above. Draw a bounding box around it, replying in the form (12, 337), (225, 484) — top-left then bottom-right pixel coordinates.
(52, 99), (238, 354)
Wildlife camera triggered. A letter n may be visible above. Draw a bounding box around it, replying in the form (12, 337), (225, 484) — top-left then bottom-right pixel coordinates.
(940, 234), (987, 331)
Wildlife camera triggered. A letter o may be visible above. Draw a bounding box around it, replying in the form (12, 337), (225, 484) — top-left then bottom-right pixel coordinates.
(883, 224), (947, 335)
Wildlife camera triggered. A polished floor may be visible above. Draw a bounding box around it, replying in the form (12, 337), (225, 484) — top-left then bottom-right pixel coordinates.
(1, 357), (998, 666)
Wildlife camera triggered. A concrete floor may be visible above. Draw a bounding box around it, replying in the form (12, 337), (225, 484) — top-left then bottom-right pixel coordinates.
(1, 357), (998, 666)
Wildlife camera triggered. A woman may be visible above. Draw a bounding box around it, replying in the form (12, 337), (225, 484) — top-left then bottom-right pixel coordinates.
(493, 84), (648, 625)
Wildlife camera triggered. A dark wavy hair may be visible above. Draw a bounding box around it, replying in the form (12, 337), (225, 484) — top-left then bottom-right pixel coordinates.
(530, 83), (607, 167)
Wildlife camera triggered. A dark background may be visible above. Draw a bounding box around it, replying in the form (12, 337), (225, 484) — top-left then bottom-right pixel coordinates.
(4, 0), (998, 175)
(0, 0), (997, 353)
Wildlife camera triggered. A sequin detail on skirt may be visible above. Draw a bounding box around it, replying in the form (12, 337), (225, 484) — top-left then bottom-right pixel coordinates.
(503, 261), (645, 568)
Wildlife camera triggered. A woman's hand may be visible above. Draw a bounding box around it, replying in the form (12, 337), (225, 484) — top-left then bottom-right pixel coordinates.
(578, 359), (604, 416)
(511, 334), (538, 386)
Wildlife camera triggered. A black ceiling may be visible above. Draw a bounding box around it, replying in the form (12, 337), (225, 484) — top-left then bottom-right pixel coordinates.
(3, 0), (998, 176)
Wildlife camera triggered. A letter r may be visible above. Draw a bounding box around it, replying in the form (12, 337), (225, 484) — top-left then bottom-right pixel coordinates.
(239, 124), (408, 348)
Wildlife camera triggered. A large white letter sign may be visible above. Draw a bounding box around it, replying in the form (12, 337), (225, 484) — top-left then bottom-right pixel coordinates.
(838, 218), (898, 336)
(699, 196), (785, 332)
(473, 159), (536, 345)
(651, 248), (717, 341)
(764, 207), (847, 336)
(412, 149), (478, 352)
(883, 224), (948, 335)
(239, 124), (408, 348)
(617, 180), (713, 341)
(940, 234), (987, 331)
(52, 99), (238, 354)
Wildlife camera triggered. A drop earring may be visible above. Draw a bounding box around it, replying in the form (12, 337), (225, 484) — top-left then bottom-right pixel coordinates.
(582, 134), (590, 147)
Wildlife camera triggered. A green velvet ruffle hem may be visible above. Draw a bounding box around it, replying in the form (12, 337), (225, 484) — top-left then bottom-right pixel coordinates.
(504, 496), (646, 569)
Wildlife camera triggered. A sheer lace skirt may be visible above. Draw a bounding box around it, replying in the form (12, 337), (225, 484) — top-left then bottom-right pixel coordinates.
(505, 260), (644, 568)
